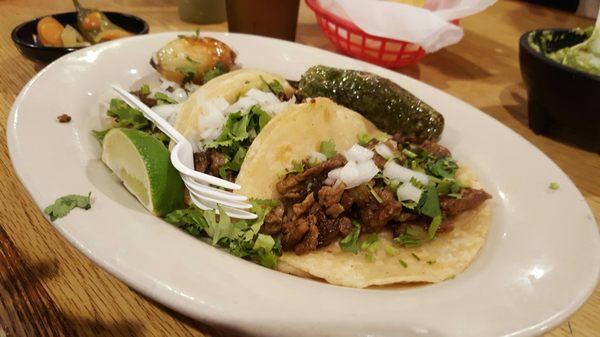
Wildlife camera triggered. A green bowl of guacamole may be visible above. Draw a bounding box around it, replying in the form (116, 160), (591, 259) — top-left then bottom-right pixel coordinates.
(519, 27), (600, 152)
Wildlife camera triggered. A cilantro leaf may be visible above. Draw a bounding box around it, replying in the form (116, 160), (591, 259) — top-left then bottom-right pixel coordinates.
(154, 92), (178, 105)
(92, 129), (109, 143)
(427, 215), (442, 240)
(418, 184), (441, 218)
(107, 99), (150, 129)
(164, 199), (280, 268)
(428, 157), (458, 179)
(357, 133), (372, 146)
(44, 193), (91, 221)
(177, 65), (197, 85)
(203, 61), (225, 83)
(339, 220), (361, 253)
(319, 139), (337, 159)
(164, 207), (208, 236)
(139, 84), (151, 96)
(260, 75), (285, 97)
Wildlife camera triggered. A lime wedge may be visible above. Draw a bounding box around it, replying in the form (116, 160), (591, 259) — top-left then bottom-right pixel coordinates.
(101, 128), (184, 216)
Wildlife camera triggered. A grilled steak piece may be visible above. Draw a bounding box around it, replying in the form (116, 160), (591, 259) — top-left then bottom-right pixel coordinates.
(262, 204), (285, 235)
(276, 154), (346, 200)
(294, 223), (319, 255)
(440, 188), (491, 216)
(292, 193), (316, 218)
(420, 140), (451, 158)
(281, 215), (316, 250)
(194, 151), (210, 173)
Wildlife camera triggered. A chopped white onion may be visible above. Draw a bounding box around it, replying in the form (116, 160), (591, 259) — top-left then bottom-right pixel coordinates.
(245, 88), (280, 106)
(344, 144), (374, 162)
(197, 100), (226, 140)
(194, 89), (293, 148)
(397, 182), (423, 202)
(383, 161), (429, 185)
(374, 143), (394, 159)
(160, 79), (179, 91)
(356, 160), (379, 182)
(325, 167), (342, 185)
(152, 103), (181, 125)
(309, 151), (327, 164)
(324, 167), (342, 185)
(339, 161), (360, 188)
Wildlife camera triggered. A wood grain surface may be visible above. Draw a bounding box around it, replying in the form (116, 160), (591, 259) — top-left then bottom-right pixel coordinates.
(0, 0), (598, 336)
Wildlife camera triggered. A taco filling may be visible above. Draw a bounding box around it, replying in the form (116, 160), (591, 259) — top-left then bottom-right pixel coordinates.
(262, 135), (491, 255)
(173, 68), (296, 180)
(234, 97), (492, 287)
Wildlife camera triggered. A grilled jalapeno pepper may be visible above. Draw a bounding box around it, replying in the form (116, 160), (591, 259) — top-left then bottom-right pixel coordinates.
(298, 65), (444, 141)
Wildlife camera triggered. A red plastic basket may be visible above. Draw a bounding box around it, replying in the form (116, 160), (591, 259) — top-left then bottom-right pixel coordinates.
(306, 0), (457, 68)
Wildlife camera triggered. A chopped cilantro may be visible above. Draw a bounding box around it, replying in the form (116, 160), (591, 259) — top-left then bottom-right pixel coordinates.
(549, 182), (560, 190)
(427, 259), (436, 265)
(260, 75), (285, 97)
(399, 259), (408, 268)
(177, 65), (197, 84)
(402, 148), (417, 158)
(427, 215), (442, 240)
(437, 177), (461, 197)
(164, 199), (280, 268)
(319, 139), (337, 159)
(96, 100), (170, 148)
(360, 233), (379, 253)
(418, 184), (441, 218)
(401, 200), (418, 210)
(205, 105), (272, 178)
(287, 160), (306, 174)
(357, 133), (372, 146)
(44, 193), (92, 221)
(428, 157), (458, 179)
(387, 179), (400, 193)
(92, 129), (109, 142)
(106, 98), (150, 129)
(203, 61), (225, 83)
(139, 84), (150, 96)
(384, 245), (398, 256)
(395, 233), (422, 247)
(154, 92), (178, 105)
(339, 220), (361, 253)
(394, 225), (426, 247)
(411, 252), (421, 261)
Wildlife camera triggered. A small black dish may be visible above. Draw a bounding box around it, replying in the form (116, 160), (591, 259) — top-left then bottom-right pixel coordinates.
(519, 29), (600, 152)
(12, 11), (149, 64)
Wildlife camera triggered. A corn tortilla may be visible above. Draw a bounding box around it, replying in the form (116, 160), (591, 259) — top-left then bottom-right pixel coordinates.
(237, 98), (491, 288)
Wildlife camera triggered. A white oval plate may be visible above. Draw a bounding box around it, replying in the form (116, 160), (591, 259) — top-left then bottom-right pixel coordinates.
(7, 32), (600, 337)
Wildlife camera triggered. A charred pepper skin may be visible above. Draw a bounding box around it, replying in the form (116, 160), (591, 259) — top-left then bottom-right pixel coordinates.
(298, 65), (444, 141)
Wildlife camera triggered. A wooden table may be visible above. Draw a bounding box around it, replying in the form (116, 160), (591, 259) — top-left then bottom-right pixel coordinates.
(0, 0), (598, 336)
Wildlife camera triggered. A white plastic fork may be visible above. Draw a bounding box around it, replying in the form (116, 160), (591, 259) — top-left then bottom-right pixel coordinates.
(111, 86), (257, 219)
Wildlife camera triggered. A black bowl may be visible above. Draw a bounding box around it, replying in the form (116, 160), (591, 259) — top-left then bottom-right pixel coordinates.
(12, 11), (149, 64)
(519, 29), (600, 152)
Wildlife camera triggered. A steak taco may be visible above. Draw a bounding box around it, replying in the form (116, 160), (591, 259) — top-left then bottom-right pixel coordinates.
(236, 98), (491, 287)
(173, 68), (296, 180)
